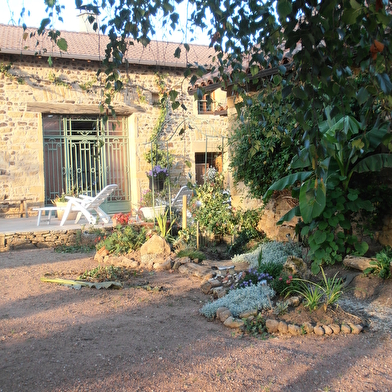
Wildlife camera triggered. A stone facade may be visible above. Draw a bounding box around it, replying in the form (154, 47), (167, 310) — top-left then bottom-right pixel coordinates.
(0, 54), (228, 217)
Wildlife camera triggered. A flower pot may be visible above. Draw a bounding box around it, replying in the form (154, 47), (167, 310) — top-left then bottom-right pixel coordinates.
(149, 177), (165, 192)
(55, 201), (78, 221)
(140, 206), (166, 220)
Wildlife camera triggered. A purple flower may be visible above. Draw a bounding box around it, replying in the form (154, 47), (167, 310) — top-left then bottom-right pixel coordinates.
(147, 165), (169, 178)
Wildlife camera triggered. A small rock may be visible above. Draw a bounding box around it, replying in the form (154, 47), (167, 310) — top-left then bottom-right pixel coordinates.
(200, 281), (213, 294)
(239, 309), (258, 319)
(282, 256), (311, 279)
(314, 326), (325, 336)
(343, 255), (374, 272)
(172, 257), (190, 270)
(349, 324), (363, 334)
(288, 324), (301, 336)
(212, 287), (227, 299)
(153, 259), (171, 271)
(216, 307), (229, 318)
(265, 319), (279, 333)
(286, 296), (301, 307)
(302, 322), (314, 334)
(219, 309), (232, 322)
(278, 321), (288, 334)
(120, 256), (139, 269)
(323, 325), (333, 335)
(340, 324), (352, 334)
(329, 324), (340, 334)
(223, 317), (245, 329)
(208, 278), (223, 288)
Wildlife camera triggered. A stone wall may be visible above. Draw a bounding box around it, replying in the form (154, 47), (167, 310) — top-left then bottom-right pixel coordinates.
(0, 54), (228, 217)
(0, 227), (112, 252)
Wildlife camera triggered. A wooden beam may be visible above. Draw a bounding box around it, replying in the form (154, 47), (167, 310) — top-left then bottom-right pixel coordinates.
(26, 102), (145, 115)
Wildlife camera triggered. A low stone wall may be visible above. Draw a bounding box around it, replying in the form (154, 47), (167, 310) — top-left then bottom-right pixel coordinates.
(0, 228), (112, 252)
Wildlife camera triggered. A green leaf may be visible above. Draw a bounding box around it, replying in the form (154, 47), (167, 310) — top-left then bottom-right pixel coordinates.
(328, 216), (340, 227)
(311, 260), (321, 275)
(282, 85), (292, 99)
(174, 47), (181, 58)
(171, 101), (180, 110)
(349, 0), (361, 10)
(356, 87), (370, 105)
(277, 0), (292, 19)
(313, 230), (327, 245)
(353, 154), (392, 173)
(299, 179), (327, 223)
(318, 221), (328, 230)
(273, 74), (282, 85)
(56, 37), (68, 51)
(293, 87), (307, 100)
(354, 241), (369, 255)
(277, 206), (301, 225)
(169, 89), (179, 101)
(250, 65), (259, 77)
(376, 73), (392, 94)
(264, 171), (313, 199)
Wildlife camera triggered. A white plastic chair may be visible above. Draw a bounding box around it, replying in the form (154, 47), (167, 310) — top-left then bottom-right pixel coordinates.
(60, 184), (118, 226)
(171, 186), (194, 209)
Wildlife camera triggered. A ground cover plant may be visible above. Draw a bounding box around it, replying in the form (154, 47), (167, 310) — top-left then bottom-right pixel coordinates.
(78, 265), (137, 282)
(200, 281), (275, 318)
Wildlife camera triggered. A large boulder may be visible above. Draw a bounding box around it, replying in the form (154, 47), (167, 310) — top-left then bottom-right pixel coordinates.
(140, 235), (171, 270)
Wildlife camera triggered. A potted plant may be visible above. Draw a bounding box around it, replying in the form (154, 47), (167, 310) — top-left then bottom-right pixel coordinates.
(51, 190), (78, 221)
(139, 189), (166, 220)
(147, 165), (168, 192)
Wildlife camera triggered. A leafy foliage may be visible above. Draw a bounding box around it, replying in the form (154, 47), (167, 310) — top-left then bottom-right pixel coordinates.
(96, 225), (147, 255)
(242, 313), (268, 338)
(78, 265), (135, 282)
(364, 247), (392, 279)
(229, 90), (299, 199)
(190, 170), (237, 237)
(176, 248), (206, 261)
(284, 268), (345, 311)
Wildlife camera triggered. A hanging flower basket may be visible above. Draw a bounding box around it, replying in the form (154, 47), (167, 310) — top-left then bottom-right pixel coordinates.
(149, 177), (165, 191)
(147, 165), (168, 192)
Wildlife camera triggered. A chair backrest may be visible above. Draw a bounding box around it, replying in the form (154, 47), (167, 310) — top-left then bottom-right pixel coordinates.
(86, 184), (118, 208)
(172, 186), (194, 208)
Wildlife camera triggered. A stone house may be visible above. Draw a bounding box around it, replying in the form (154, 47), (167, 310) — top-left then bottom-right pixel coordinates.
(0, 23), (229, 217)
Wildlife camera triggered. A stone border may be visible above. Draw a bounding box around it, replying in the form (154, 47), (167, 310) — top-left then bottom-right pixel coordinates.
(0, 228), (113, 252)
(213, 307), (363, 335)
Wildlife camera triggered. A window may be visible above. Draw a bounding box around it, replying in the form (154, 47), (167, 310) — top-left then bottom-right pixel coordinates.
(198, 92), (215, 114)
(195, 152), (222, 184)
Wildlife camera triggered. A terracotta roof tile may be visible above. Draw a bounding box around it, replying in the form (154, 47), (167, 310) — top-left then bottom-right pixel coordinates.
(0, 24), (214, 68)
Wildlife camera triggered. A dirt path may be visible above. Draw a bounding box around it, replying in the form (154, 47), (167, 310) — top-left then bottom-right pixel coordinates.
(1, 249), (391, 392)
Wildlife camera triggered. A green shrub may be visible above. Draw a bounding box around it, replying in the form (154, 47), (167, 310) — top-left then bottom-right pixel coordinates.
(190, 170), (237, 237)
(96, 225), (147, 255)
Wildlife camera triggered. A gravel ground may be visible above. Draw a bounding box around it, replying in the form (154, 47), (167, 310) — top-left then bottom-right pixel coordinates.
(1, 248), (391, 392)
